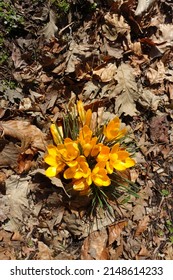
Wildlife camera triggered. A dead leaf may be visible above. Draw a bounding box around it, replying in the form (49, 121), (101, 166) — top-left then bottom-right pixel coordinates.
(36, 241), (53, 260)
(39, 10), (58, 40)
(0, 120), (46, 151)
(2, 175), (31, 232)
(0, 141), (20, 169)
(81, 228), (109, 260)
(110, 63), (139, 116)
(132, 184), (152, 221)
(93, 63), (117, 82)
(135, 0), (156, 16)
(0, 194), (10, 222)
(164, 243), (173, 260)
(12, 44), (27, 69)
(146, 61), (165, 85)
(108, 221), (127, 246)
(65, 40), (99, 74)
(135, 216), (150, 237)
(136, 245), (150, 259)
(149, 115), (169, 143)
(102, 13), (130, 41)
(139, 89), (160, 110)
(11, 231), (23, 241)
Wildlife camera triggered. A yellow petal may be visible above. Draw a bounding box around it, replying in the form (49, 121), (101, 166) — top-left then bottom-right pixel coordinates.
(46, 145), (59, 156)
(50, 123), (63, 145)
(85, 109), (92, 126)
(44, 154), (57, 166)
(63, 168), (75, 179)
(45, 166), (57, 177)
(77, 100), (86, 125)
(73, 178), (89, 191)
(106, 161), (114, 174)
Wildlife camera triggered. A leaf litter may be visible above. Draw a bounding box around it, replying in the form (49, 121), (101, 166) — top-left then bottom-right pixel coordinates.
(0, 0), (173, 260)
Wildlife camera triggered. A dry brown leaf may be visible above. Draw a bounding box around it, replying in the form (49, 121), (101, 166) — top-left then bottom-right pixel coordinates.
(0, 141), (20, 169)
(39, 10), (58, 40)
(65, 41), (98, 74)
(109, 237), (124, 260)
(36, 241), (53, 260)
(81, 228), (109, 260)
(149, 115), (169, 143)
(93, 63), (117, 82)
(111, 63), (139, 116)
(136, 245), (150, 260)
(108, 221), (127, 246)
(0, 194), (10, 223)
(132, 184), (152, 221)
(139, 89), (160, 110)
(0, 120), (46, 151)
(152, 24), (173, 51)
(12, 44), (27, 69)
(102, 13), (130, 41)
(2, 175), (31, 232)
(146, 61), (165, 84)
(135, 216), (150, 237)
(135, 0), (156, 16)
(164, 243), (173, 260)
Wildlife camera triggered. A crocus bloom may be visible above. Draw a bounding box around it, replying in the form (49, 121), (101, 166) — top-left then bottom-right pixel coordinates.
(103, 117), (127, 141)
(91, 162), (111, 187)
(96, 145), (110, 163)
(50, 123), (63, 145)
(73, 178), (90, 192)
(58, 138), (79, 163)
(77, 100), (92, 126)
(78, 125), (98, 157)
(44, 145), (66, 177)
(106, 143), (135, 173)
(63, 156), (91, 180)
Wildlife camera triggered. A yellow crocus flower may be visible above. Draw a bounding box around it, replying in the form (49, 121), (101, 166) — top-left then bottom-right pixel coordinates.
(103, 117), (127, 141)
(77, 100), (92, 126)
(50, 123), (63, 145)
(90, 162), (111, 187)
(78, 125), (98, 157)
(63, 156), (91, 180)
(107, 143), (135, 172)
(44, 145), (66, 177)
(58, 138), (79, 163)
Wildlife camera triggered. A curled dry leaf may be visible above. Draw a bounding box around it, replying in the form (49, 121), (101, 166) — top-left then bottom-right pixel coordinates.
(0, 120), (46, 152)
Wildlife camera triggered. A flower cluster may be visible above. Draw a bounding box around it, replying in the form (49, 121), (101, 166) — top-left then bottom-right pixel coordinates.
(44, 101), (135, 195)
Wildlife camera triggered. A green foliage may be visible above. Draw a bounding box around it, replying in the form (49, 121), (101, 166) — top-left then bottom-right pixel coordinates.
(51, 0), (70, 13)
(0, 1), (24, 34)
(160, 189), (169, 197)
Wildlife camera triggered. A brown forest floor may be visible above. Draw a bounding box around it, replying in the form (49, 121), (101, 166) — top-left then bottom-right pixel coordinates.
(0, 0), (173, 260)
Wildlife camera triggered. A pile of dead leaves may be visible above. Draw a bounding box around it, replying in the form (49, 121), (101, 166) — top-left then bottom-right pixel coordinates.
(0, 0), (173, 260)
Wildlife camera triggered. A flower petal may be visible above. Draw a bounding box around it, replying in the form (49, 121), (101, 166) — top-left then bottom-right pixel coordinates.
(45, 166), (57, 177)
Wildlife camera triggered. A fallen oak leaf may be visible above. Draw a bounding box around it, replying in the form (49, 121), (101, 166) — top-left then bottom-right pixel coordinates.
(110, 63), (139, 116)
(0, 120), (46, 152)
